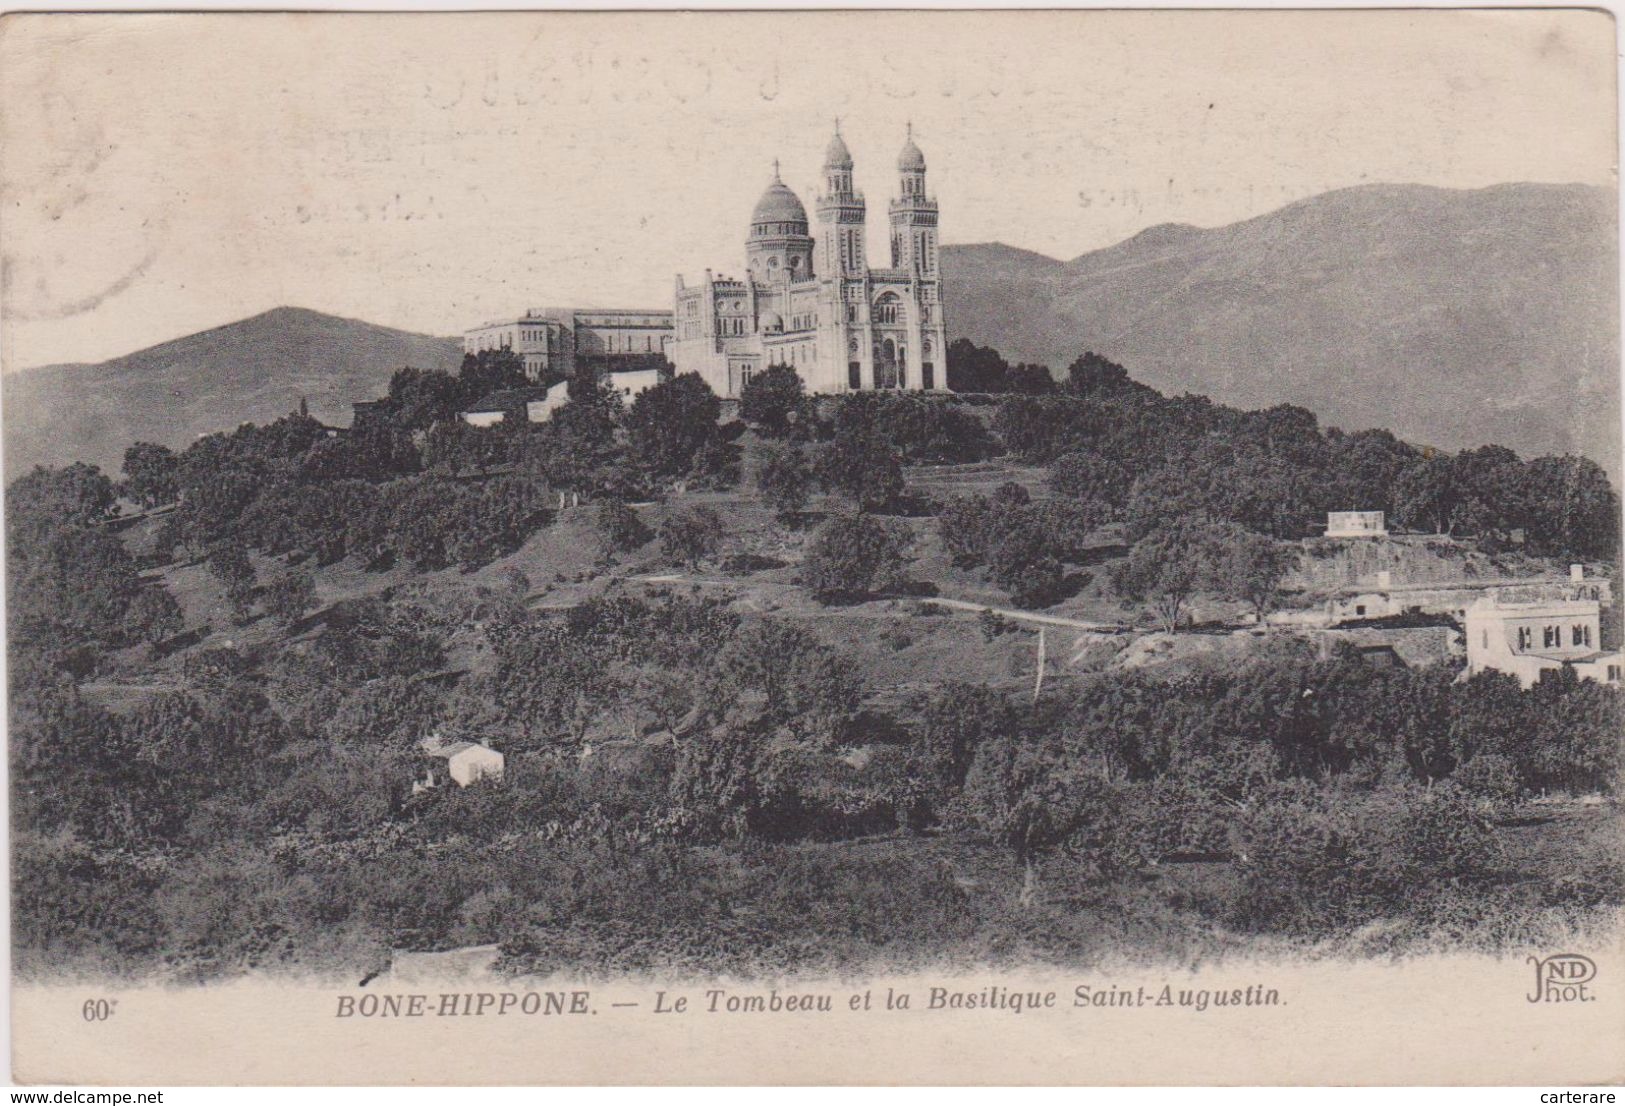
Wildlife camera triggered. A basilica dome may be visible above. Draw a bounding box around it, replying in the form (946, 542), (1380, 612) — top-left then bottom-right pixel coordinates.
(750, 173), (808, 234)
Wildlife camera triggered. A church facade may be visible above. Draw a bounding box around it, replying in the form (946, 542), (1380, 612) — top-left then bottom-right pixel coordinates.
(670, 125), (947, 398)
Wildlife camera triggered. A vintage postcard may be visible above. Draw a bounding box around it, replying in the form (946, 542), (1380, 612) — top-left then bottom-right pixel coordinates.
(2, 8), (1621, 1087)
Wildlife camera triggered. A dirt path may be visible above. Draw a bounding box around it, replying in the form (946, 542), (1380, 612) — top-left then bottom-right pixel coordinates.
(916, 596), (1130, 632)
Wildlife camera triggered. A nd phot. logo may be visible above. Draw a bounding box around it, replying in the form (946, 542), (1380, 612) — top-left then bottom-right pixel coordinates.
(1527, 953), (1597, 1004)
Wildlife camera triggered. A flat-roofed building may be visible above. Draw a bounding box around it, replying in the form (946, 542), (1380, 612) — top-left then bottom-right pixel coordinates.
(1326, 510), (1388, 539)
(1464, 593), (1622, 688)
(463, 308), (674, 382)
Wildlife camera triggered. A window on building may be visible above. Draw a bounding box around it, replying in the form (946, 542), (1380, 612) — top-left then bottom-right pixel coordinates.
(1517, 626), (1533, 650)
(1573, 624), (1593, 647)
(1481, 629), (1489, 650)
(1544, 625), (1560, 649)
(1609, 665), (1621, 682)
(849, 362), (862, 390)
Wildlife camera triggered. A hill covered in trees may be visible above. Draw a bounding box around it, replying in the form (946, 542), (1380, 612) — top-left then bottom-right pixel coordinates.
(9, 347), (1620, 982)
(944, 183), (1620, 475)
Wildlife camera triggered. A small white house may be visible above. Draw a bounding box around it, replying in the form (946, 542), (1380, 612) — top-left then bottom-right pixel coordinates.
(1326, 511), (1388, 539)
(418, 737), (505, 789)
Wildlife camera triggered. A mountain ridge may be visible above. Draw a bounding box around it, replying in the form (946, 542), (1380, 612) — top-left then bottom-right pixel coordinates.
(2, 182), (1616, 481)
(944, 181), (1619, 476)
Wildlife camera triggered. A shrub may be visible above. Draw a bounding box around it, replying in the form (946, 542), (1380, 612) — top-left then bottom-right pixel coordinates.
(739, 364), (809, 438)
(595, 499), (652, 555)
(813, 427), (904, 512)
(754, 442), (812, 524)
(263, 568), (317, 627)
(659, 506), (724, 569)
(801, 514), (912, 602)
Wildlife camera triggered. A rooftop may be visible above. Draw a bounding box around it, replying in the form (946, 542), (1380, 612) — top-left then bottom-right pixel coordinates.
(465, 386), (552, 413)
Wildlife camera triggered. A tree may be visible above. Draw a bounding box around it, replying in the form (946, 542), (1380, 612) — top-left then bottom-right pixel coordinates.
(659, 506), (724, 569)
(1109, 520), (1221, 633)
(1522, 454), (1621, 561)
(387, 367), (468, 431)
(121, 443), (180, 509)
(946, 339), (1013, 393)
(263, 568), (317, 627)
(739, 364), (809, 438)
(919, 684), (1018, 791)
(595, 499), (652, 556)
(205, 541), (256, 593)
(1003, 362), (1057, 395)
(422, 420), (505, 476)
(206, 541), (257, 625)
(1392, 458), (1459, 535)
(719, 620), (862, 746)
(460, 348), (530, 399)
(7, 463), (118, 548)
(1064, 352), (1153, 399)
(1048, 449), (1132, 510)
(668, 718), (767, 841)
(801, 513), (912, 601)
(813, 427), (904, 512)
(1209, 526), (1295, 621)
(128, 587), (184, 648)
(960, 729), (1106, 905)
(8, 525), (152, 658)
(500, 566), (532, 598)
(987, 524), (1066, 609)
(938, 494), (1004, 567)
(626, 373), (722, 477)
(754, 442), (812, 524)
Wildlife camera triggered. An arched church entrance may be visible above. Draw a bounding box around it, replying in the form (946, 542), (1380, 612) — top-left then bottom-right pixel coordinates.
(874, 338), (899, 389)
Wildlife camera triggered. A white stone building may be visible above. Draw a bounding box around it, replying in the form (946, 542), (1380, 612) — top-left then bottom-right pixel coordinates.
(1464, 593), (1621, 688)
(670, 124), (949, 398)
(464, 308), (674, 382)
(1326, 511), (1388, 539)
(425, 740), (507, 786)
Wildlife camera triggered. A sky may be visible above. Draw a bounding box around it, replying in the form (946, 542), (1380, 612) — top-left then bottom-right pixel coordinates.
(0, 9), (1615, 369)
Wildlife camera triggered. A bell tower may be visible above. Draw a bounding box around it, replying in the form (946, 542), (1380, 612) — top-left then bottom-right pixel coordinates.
(816, 121), (867, 279)
(887, 124), (946, 389)
(888, 123), (938, 278)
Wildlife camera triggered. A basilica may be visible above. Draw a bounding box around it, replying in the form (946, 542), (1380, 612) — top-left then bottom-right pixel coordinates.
(670, 125), (948, 398)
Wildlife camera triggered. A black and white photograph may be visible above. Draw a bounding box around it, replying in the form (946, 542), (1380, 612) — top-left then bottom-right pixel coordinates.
(1, 8), (1621, 1086)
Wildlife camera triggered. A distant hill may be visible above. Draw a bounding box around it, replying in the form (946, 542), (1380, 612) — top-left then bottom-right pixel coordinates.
(3, 307), (463, 476)
(944, 182), (1620, 477)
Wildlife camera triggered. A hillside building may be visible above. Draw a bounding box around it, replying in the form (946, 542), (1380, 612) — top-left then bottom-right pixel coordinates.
(417, 737), (505, 790)
(1464, 593), (1622, 688)
(463, 308), (674, 382)
(459, 367), (666, 427)
(1326, 511), (1388, 539)
(670, 123), (949, 398)
(1324, 567), (1614, 628)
